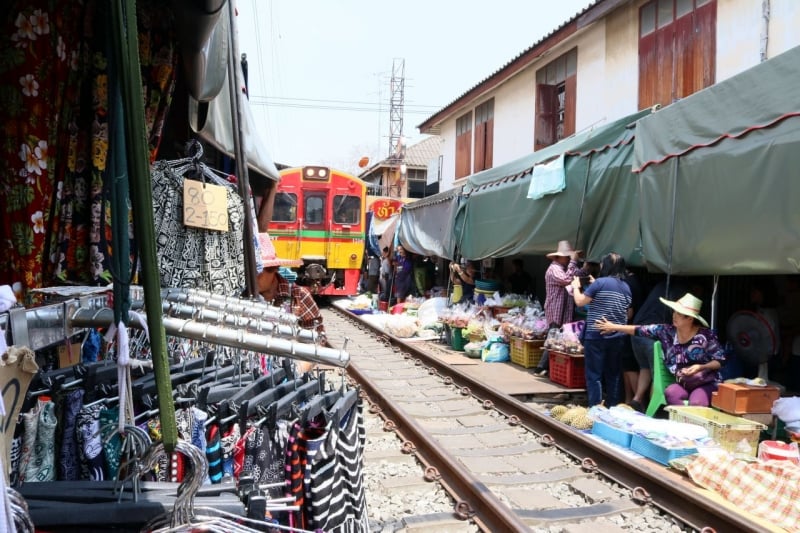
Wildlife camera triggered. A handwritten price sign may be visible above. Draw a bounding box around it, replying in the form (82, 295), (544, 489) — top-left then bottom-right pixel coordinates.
(183, 180), (229, 231)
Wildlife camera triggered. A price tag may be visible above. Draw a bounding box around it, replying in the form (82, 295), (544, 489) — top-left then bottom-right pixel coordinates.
(183, 180), (229, 231)
(58, 342), (82, 367)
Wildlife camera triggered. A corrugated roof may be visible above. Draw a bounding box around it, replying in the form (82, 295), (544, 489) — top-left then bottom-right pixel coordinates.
(357, 135), (444, 179)
(417, 0), (603, 134)
(403, 135), (444, 167)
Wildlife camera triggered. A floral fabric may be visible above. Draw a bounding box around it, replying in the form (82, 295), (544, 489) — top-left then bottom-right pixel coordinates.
(0, 0), (177, 300)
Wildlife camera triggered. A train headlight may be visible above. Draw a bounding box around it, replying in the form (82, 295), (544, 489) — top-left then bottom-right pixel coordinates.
(350, 253), (357, 261)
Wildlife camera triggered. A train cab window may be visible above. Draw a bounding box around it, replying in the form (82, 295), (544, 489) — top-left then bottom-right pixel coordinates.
(304, 195), (325, 225)
(333, 195), (360, 225)
(272, 192), (297, 222)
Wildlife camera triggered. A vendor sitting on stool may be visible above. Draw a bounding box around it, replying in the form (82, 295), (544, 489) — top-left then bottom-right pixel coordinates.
(256, 233), (326, 373)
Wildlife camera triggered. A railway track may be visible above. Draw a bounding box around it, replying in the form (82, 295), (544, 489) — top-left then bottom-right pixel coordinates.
(320, 305), (774, 533)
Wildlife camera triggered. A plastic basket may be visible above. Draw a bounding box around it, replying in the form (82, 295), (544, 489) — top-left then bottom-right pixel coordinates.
(464, 345), (482, 359)
(549, 351), (585, 388)
(666, 406), (766, 456)
(592, 421), (633, 449)
(510, 337), (544, 368)
(451, 328), (466, 351)
(630, 434), (697, 466)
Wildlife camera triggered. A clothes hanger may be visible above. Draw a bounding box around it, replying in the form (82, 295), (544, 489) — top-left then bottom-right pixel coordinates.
(235, 378), (306, 433)
(297, 387), (343, 427)
(328, 387), (360, 428)
(209, 366), (288, 409)
(258, 377), (326, 430)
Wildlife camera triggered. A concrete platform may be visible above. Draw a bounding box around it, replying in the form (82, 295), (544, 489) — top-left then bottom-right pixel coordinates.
(419, 339), (585, 397)
(330, 298), (585, 398)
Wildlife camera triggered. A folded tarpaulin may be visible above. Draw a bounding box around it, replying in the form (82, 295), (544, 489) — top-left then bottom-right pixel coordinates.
(526, 153), (565, 199)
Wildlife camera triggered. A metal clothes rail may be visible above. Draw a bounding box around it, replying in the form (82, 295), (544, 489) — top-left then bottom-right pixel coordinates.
(1, 287), (348, 368)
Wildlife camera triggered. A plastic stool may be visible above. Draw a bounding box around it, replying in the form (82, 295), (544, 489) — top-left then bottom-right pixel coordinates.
(646, 341), (675, 417)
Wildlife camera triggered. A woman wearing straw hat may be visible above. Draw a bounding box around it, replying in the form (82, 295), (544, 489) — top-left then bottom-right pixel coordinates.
(256, 234), (326, 375)
(595, 292), (725, 407)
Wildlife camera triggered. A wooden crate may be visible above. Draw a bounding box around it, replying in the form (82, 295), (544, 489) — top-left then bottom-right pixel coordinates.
(711, 383), (780, 414)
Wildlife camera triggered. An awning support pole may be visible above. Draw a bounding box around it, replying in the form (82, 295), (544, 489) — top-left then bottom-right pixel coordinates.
(226, 0), (259, 297)
(114, 0), (177, 450)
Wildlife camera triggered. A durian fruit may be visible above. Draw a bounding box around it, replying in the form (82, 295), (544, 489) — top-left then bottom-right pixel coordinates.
(570, 413), (594, 430)
(561, 406), (587, 425)
(550, 405), (569, 419)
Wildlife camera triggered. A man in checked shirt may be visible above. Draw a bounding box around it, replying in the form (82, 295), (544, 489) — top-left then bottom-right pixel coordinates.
(256, 233), (326, 373)
(534, 240), (585, 376)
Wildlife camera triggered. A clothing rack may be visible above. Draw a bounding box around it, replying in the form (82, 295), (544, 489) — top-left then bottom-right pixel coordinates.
(159, 288), (300, 325)
(0, 287), (346, 367)
(69, 310), (348, 368)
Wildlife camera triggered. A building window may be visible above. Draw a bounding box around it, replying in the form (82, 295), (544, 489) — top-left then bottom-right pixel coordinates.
(638, 0), (716, 109)
(534, 48), (577, 150)
(455, 111), (473, 179)
(473, 99), (494, 173)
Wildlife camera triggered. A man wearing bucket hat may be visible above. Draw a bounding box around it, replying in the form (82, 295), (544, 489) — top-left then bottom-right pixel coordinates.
(596, 292), (725, 407)
(256, 233), (326, 346)
(533, 240), (585, 376)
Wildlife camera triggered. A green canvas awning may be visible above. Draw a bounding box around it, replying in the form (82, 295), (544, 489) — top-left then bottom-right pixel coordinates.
(456, 109), (651, 262)
(633, 45), (800, 275)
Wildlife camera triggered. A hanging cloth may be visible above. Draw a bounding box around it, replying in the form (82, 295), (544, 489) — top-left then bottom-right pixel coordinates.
(151, 159), (247, 296)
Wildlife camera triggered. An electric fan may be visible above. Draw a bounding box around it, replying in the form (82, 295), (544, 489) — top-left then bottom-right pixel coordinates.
(726, 310), (777, 381)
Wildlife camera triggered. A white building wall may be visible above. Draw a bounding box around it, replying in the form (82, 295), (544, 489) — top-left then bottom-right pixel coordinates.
(765, 0), (800, 58)
(438, 120), (457, 190)
(717, 0), (800, 81)
(433, 0), (800, 190)
(601, 6), (642, 119)
(490, 69), (536, 164)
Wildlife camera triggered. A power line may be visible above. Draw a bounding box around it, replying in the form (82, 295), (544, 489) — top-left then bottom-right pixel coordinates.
(248, 98), (435, 115)
(249, 95), (442, 108)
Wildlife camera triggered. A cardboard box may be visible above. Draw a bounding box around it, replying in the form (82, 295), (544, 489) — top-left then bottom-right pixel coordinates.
(711, 383), (780, 414)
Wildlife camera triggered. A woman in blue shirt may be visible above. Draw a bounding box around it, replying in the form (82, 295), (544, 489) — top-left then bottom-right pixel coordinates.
(571, 252), (632, 407)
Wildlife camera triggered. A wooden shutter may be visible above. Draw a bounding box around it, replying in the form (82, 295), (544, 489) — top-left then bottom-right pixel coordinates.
(535, 84), (557, 150)
(473, 121), (486, 172)
(655, 25), (674, 106)
(695, 0), (717, 89)
(563, 75), (577, 138)
(638, 26), (657, 109)
(455, 131), (472, 178)
(483, 117), (493, 169)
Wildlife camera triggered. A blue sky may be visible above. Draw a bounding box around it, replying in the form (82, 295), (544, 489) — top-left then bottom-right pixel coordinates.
(237, 0), (594, 174)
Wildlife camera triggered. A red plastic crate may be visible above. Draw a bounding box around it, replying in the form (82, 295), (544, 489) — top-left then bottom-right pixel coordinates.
(549, 351), (586, 388)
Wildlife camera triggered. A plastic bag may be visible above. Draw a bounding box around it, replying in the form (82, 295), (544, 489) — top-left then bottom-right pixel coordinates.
(481, 340), (510, 363)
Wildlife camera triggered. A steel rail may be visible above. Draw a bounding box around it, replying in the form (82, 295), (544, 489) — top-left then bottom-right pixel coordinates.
(333, 308), (774, 533)
(345, 346), (531, 532)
